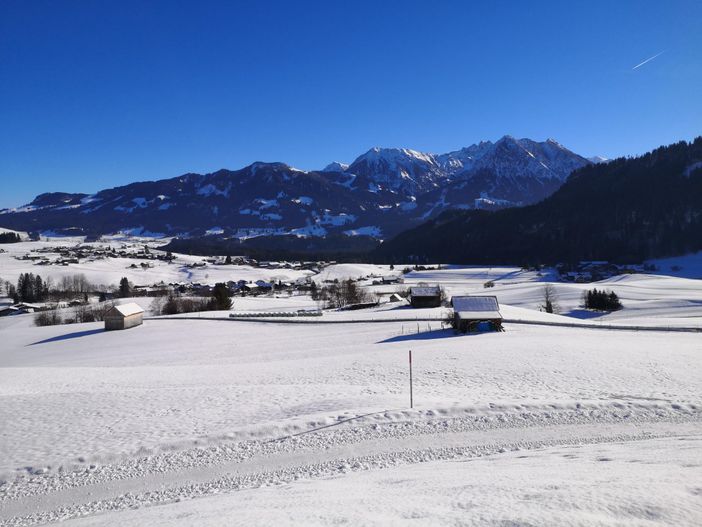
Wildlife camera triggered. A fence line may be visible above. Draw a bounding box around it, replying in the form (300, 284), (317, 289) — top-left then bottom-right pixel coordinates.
(502, 318), (702, 333)
(145, 315), (701, 332)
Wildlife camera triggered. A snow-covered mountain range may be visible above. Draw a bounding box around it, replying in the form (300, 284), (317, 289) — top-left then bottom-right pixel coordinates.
(0, 136), (591, 240)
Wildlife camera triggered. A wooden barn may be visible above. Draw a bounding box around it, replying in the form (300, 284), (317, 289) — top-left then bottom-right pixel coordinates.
(104, 303), (144, 331)
(409, 286), (442, 308)
(451, 296), (503, 333)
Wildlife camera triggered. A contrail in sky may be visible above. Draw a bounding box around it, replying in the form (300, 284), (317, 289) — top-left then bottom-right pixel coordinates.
(632, 51), (665, 70)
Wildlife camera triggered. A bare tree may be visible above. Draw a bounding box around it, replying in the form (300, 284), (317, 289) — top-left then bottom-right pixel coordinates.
(150, 296), (166, 316)
(53, 273), (94, 300)
(89, 301), (114, 321)
(439, 285), (449, 306)
(318, 279), (371, 309)
(541, 284), (559, 314)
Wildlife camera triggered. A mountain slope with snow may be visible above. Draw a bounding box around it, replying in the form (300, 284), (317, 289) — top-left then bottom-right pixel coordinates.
(0, 136), (590, 242)
(376, 137), (702, 263)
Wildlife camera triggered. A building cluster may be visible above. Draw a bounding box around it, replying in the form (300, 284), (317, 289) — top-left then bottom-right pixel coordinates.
(371, 276), (404, 286)
(126, 276), (314, 298)
(556, 261), (647, 283)
(226, 258), (328, 273)
(14, 243), (175, 267)
(15, 242), (333, 276)
(0, 301), (44, 317)
(0, 297), (98, 317)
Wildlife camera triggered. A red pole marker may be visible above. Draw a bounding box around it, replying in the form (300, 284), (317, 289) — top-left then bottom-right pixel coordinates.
(409, 349), (413, 409)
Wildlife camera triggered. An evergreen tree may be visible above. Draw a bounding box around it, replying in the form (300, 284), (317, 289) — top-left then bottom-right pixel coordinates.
(0, 232), (21, 243)
(118, 277), (131, 298)
(16, 273), (41, 302)
(584, 288), (622, 311)
(209, 283), (232, 310)
(8, 284), (18, 303)
(33, 275), (48, 301)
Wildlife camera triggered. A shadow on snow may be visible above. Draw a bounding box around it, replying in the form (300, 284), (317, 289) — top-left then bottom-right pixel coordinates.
(563, 309), (609, 320)
(29, 328), (105, 346)
(378, 328), (473, 343)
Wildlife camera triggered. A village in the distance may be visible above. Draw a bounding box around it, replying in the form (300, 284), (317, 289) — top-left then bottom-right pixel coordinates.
(2, 236), (658, 320)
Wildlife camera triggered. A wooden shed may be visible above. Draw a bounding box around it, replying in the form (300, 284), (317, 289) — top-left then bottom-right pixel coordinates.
(451, 296), (503, 333)
(409, 286), (442, 308)
(104, 303), (144, 331)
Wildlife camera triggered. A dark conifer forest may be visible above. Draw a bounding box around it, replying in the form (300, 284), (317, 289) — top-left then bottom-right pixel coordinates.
(374, 137), (702, 265)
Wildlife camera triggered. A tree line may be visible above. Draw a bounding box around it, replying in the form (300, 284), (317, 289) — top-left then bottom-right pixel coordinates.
(150, 283), (232, 315)
(2, 272), (101, 304)
(0, 232), (21, 243)
(583, 288), (622, 311)
(310, 279), (375, 309)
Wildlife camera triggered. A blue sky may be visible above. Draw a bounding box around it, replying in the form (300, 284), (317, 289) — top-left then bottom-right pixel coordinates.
(1, 1), (700, 208)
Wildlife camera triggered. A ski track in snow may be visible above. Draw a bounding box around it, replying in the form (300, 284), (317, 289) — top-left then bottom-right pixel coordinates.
(1, 409), (700, 526)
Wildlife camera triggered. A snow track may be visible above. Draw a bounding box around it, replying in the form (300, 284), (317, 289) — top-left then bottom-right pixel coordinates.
(1, 407), (700, 526)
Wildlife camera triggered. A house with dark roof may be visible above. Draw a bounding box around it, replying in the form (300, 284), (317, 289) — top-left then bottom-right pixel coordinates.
(451, 296), (503, 333)
(409, 286), (442, 308)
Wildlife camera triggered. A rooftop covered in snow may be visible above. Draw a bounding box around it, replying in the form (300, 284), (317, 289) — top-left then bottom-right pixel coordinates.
(451, 295), (502, 320)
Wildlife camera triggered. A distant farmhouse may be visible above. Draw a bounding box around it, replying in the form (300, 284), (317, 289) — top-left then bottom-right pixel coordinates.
(105, 303), (144, 331)
(0, 303), (42, 316)
(451, 296), (503, 333)
(0, 306), (20, 317)
(409, 286), (442, 308)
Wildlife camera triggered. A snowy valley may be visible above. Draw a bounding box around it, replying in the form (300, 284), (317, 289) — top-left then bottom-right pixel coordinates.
(0, 237), (701, 526)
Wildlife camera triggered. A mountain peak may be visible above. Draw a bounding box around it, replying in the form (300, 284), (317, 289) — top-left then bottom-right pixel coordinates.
(352, 146), (437, 166)
(244, 161), (305, 174)
(321, 161), (350, 173)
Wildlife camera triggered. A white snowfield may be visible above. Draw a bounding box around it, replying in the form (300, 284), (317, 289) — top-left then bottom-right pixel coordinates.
(0, 241), (312, 287)
(1, 243), (702, 525)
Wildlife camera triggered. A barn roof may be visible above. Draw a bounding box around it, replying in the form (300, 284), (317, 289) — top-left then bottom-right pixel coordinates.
(451, 296), (501, 319)
(455, 310), (502, 320)
(14, 302), (43, 309)
(410, 286), (441, 297)
(108, 302), (144, 317)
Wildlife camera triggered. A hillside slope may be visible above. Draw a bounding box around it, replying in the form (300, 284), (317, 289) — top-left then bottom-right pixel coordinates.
(374, 137), (702, 264)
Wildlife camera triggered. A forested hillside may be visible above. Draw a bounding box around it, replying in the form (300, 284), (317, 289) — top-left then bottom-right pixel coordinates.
(374, 138), (702, 264)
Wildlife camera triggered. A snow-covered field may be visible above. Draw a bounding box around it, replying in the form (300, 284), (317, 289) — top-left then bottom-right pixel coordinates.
(399, 266), (702, 329)
(1, 240), (701, 526)
(0, 241), (312, 288)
